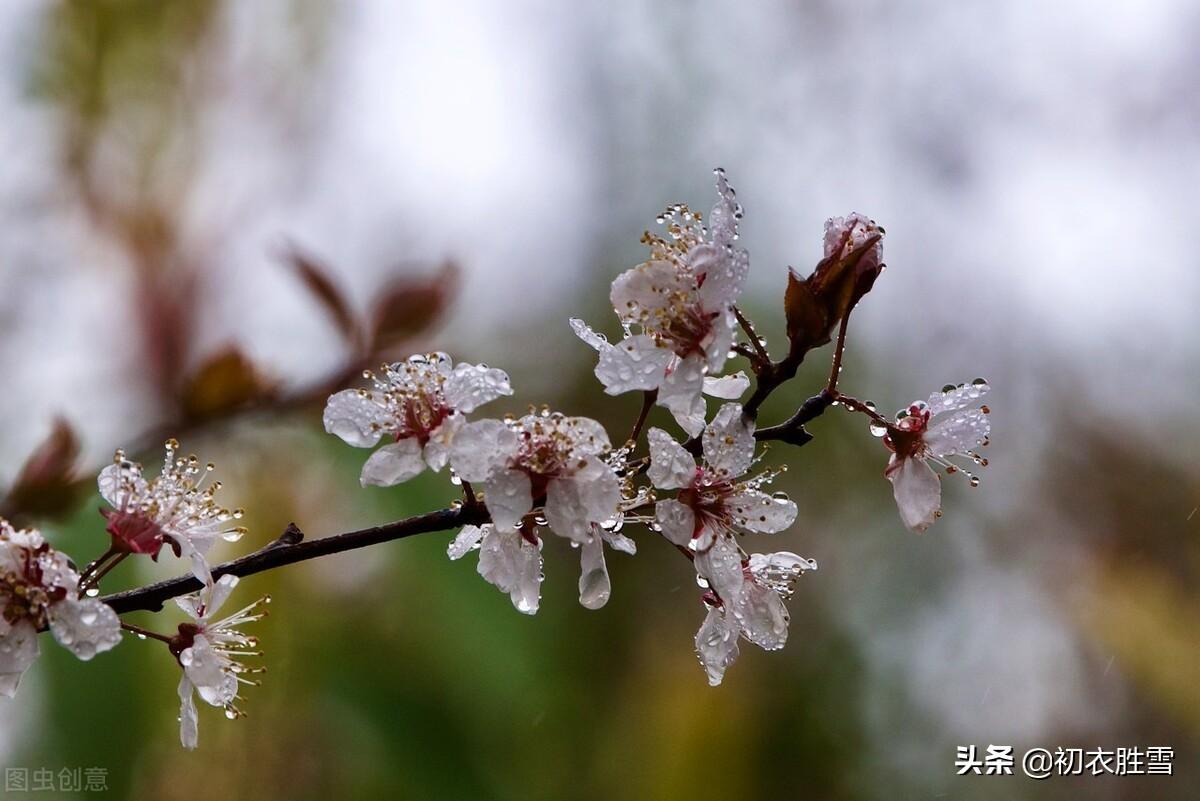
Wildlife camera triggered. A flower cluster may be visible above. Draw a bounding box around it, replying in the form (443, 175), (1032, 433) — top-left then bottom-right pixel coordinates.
(0, 166), (992, 743)
(0, 521), (121, 696)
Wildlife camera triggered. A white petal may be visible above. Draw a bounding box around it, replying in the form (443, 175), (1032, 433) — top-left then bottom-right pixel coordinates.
(887, 456), (941, 533)
(694, 605), (740, 687)
(702, 308), (737, 374)
(360, 438), (426, 487)
(695, 534), (745, 601)
(601, 528), (637, 555)
(647, 428), (696, 490)
(563, 416), (612, 456)
(422, 413), (463, 472)
(924, 409), (990, 458)
(477, 528), (543, 615)
(702, 371), (750, 400)
(578, 530), (611, 610)
(48, 598), (121, 660)
(657, 355), (706, 437)
(442, 363), (513, 413)
(727, 489), (797, 534)
(449, 419), (518, 482)
(544, 475), (594, 544)
(0, 620), (39, 698)
(205, 574), (240, 618)
(97, 461), (147, 509)
(448, 525), (485, 560)
(323, 389), (388, 447)
(655, 499), (696, 547)
(178, 675), (199, 749)
(181, 635), (237, 707)
(926, 380), (990, 415)
(576, 459), (622, 528)
(484, 468), (533, 531)
(697, 244), (749, 310)
(610, 260), (689, 323)
(702, 403), (755, 479)
(569, 317), (608, 351)
(594, 335), (673, 395)
(732, 581), (790, 651)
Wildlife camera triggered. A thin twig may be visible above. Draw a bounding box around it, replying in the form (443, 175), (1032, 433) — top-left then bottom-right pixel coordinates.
(825, 311), (852, 395)
(102, 503), (488, 615)
(628, 390), (658, 446)
(120, 622), (172, 643)
(733, 305), (771, 367)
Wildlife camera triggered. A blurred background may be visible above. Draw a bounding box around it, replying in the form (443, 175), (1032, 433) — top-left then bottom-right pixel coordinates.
(0, 0), (1196, 798)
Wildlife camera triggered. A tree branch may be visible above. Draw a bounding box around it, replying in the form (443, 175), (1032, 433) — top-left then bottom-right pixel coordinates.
(101, 503), (489, 615)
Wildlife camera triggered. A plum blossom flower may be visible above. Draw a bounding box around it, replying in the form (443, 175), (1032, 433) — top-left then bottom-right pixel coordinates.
(0, 521), (120, 697)
(98, 440), (246, 584)
(694, 550), (816, 685)
(647, 403), (798, 560)
(823, 213), (883, 275)
(450, 409), (621, 544)
(324, 352), (512, 487)
(170, 574), (268, 749)
(882, 379), (992, 533)
(571, 168), (751, 436)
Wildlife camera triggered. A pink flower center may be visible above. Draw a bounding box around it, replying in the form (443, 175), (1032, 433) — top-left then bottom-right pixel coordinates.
(884, 405), (930, 461)
(102, 509), (168, 557)
(678, 469), (736, 541)
(0, 543), (66, 628)
(397, 394), (452, 445)
(660, 304), (717, 359)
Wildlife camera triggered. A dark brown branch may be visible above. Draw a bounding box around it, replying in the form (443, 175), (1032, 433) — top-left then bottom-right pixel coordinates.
(755, 390), (836, 447)
(101, 504), (488, 615)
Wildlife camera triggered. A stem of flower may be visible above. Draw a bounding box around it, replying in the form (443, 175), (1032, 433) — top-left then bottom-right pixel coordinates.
(733, 305), (771, 368)
(627, 390), (658, 446)
(120, 621), (172, 643)
(825, 311), (852, 395)
(81, 552), (128, 593)
(77, 547), (118, 591)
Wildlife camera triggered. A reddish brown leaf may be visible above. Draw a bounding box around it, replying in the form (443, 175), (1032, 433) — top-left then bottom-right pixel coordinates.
(368, 261), (459, 356)
(180, 346), (275, 421)
(283, 243), (361, 347)
(4, 417), (83, 520)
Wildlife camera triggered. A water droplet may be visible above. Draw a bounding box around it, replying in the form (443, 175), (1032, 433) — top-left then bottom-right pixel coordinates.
(84, 587), (100, 598)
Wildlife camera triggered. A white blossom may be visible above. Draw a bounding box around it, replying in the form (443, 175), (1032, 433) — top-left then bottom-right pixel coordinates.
(98, 439), (246, 584)
(172, 574), (268, 749)
(450, 409), (621, 544)
(0, 521), (120, 697)
(571, 169), (751, 436)
(647, 403), (798, 559)
(324, 352), (512, 487)
(694, 550), (816, 685)
(448, 524), (543, 614)
(883, 380), (992, 533)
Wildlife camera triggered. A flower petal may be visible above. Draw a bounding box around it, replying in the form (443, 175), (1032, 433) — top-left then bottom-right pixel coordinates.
(924, 409), (990, 458)
(727, 489), (797, 534)
(655, 499), (695, 547)
(360, 438), (426, 487)
(180, 635), (237, 707)
(484, 468), (533, 531)
(449, 419), (519, 482)
(448, 525), (485, 560)
(887, 456), (941, 533)
(694, 604), (740, 687)
(477, 527), (543, 615)
(601, 528), (637, 555)
(732, 581), (790, 651)
(569, 318), (608, 351)
(695, 534), (745, 601)
(702, 403), (755, 479)
(178, 674), (199, 749)
(0, 620), (39, 698)
(926, 380), (990, 415)
(442, 363), (513, 413)
(48, 598), (121, 660)
(578, 530), (611, 610)
(594, 335), (673, 395)
(702, 371), (750, 400)
(422, 413), (463, 472)
(97, 461), (147, 509)
(610, 260), (690, 324)
(647, 428), (697, 490)
(657, 355), (706, 437)
(703, 309), (736, 374)
(323, 389), (388, 447)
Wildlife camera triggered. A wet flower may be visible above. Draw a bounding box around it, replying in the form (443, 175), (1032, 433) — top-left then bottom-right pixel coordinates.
(324, 352), (513, 487)
(448, 524), (543, 614)
(98, 440), (246, 584)
(571, 168), (751, 435)
(694, 550), (816, 686)
(0, 521), (120, 697)
(170, 574), (268, 749)
(882, 380), (992, 533)
(647, 403), (798, 561)
(449, 409), (621, 544)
